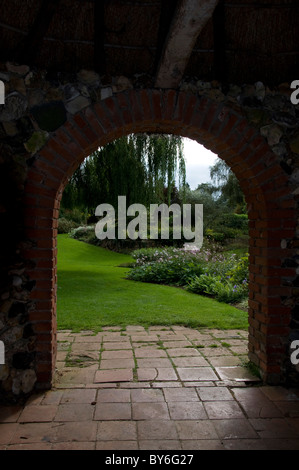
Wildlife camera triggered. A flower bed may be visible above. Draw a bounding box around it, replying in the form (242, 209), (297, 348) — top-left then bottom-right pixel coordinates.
(127, 242), (248, 305)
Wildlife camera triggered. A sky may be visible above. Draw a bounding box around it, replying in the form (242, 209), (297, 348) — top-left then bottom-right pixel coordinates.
(181, 138), (218, 190)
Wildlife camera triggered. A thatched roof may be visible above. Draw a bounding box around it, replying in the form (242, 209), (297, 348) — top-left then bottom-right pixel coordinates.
(0, 0), (298, 86)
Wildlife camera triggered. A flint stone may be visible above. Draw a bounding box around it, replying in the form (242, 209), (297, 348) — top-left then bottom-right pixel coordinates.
(255, 81), (265, 102)
(12, 369), (37, 394)
(272, 111), (298, 128)
(101, 87), (113, 100)
(2, 121), (18, 137)
(112, 76), (133, 92)
(0, 93), (27, 121)
(77, 69), (100, 86)
(65, 95), (91, 114)
(6, 62), (30, 76)
(260, 124), (283, 146)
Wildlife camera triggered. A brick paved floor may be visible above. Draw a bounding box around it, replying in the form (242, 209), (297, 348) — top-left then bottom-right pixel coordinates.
(1, 325), (299, 450)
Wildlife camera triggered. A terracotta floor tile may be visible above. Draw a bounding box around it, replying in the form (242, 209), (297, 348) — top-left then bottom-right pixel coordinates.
(204, 401), (246, 419)
(163, 387), (198, 402)
(61, 389), (96, 404)
(11, 422), (56, 444)
(0, 423), (19, 445)
(197, 386), (234, 401)
(155, 368), (178, 381)
(134, 347), (167, 358)
(177, 367), (218, 381)
(175, 420), (218, 440)
(72, 343), (100, 352)
(166, 348), (200, 357)
(260, 386), (299, 402)
(41, 390), (64, 405)
(0, 406), (22, 423)
(96, 440), (138, 450)
(94, 403), (131, 420)
(137, 368), (157, 381)
(172, 356), (210, 367)
(8, 442), (52, 450)
(52, 442), (95, 450)
(132, 402), (170, 420)
(96, 389), (130, 403)
(168, 402), (207, 420)
(137, 358), (172, 368)
(161, 341), (192, 348)
(249, 418), (299, 439)
(103, 342), (132, 350)
(18, 405), (58, 423)
(100, 358), (135, 369)
(139, 440), (182, 450)
(200, 347), (233, 357)
(54, 403), (95, 422)
(97, 421), (137, 441)
(137, 421), (178, 440)
(131, 388), (164, 403)
(54, 421), (97, 442)
(101, 350), (133, 359)
(94, 369), (133, 383)
(181, 439), (224, 450)
(213, 419), (258, 440)
(215, 366), (260, 382)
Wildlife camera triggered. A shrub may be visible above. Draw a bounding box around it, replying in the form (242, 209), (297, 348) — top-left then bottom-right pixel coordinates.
(187, 274), (247, 303)
(70, 225), (96, 241)
(128, 248), (204, 285)
(58, 218), (79, 234)
(226, 256), (249, 285)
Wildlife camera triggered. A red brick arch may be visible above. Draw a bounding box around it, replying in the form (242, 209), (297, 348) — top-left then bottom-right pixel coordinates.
(23, 89), (296, 389)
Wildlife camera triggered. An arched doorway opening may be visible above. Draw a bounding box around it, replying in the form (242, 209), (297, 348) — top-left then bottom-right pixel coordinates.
(23, 89), (295, 390)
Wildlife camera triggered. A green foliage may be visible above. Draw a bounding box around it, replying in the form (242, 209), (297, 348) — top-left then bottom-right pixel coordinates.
(226, 256), (249, 285)
(62, 134), (186, 213)
(210, 158), (246, 211)
(57, 234), (248, 331)
(128, 249), (203, 286)
(58, 218), (79, 234)
(128, 243), (248, 305)
(187, 274), (247, 304)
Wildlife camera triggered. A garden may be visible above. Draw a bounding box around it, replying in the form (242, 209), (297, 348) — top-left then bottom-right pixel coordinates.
(57, 134), (249, 331)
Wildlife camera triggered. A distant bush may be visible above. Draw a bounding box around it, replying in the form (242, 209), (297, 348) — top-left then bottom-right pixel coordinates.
(58, 218), (79, 234)
(70, 225), (96, 242)
(127, 242), (248, 305)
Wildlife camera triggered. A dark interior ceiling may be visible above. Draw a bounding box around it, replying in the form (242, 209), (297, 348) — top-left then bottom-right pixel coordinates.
(0, 0), (298, 87)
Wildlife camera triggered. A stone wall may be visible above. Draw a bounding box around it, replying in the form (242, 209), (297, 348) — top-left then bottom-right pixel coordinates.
(0, 60), (299, 401)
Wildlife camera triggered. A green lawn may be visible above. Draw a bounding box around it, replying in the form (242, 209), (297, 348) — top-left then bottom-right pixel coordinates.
(57, 234), (248, 332)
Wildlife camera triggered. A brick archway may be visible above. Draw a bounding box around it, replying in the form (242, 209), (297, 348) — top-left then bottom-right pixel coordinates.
(23, 89), (296, 390)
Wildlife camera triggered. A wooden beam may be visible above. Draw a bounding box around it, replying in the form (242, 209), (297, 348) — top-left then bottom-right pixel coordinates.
(16, 0), (61, 65)
(153, 0), (179, 74)
(155, 0), (219, 88)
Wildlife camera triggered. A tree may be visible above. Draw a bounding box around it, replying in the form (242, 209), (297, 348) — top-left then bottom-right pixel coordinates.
(210, 158), (246, 213)
(61, 134), (186, 213)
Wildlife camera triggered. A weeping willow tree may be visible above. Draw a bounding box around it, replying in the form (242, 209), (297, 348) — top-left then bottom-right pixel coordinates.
(62, 134), (186, 213)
